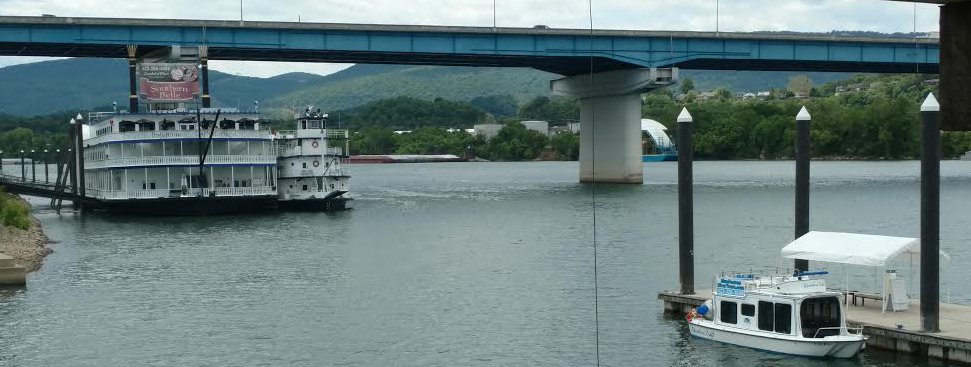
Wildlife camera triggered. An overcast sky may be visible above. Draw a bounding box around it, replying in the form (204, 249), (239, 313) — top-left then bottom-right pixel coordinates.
(0, 0), (942, 77)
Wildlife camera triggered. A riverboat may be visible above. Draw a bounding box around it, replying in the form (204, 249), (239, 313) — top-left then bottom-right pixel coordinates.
(275, 108), (350, 211)
(687, 270), (867, 358)
(79, 106), (351, 215)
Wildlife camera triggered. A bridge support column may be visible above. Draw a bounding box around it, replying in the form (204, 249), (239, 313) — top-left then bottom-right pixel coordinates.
(940, 2), (971, 131)
(551, 68), (676, 184)
(200, 45), (211, 108)
(127, 45), (138, 113)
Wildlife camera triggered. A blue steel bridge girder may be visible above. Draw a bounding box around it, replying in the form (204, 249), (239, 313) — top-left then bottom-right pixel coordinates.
(0, 16), (940, 76)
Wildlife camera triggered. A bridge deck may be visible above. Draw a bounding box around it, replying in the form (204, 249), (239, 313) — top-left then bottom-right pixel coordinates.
(0, 16), (940, 75)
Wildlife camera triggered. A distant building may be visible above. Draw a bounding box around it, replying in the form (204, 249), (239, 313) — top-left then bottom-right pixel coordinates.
(521, 120), (550, 136)
(393, 130), (412, 134)
(569, 122), (580, 133)
(473, 123), (504, 139)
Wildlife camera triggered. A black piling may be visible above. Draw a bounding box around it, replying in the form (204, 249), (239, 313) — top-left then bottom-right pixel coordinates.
(795, 107), (811, 272)
(920, 94), (941, 333)
(71, 118), (85, 211)
(678, 108), (694, 295)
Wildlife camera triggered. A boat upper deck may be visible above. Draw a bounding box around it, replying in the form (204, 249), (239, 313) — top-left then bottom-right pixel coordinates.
(715, 271), (835, 300)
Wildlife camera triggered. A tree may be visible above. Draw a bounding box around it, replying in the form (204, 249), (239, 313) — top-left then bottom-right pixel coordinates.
(470, 95), (518, 118)
(679, 77), (695, 95)
(518, 96), (579, 121)
(480, 122), (549, 161)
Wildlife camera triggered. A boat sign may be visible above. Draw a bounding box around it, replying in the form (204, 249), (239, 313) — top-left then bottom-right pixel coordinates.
(716, 278), (746, 297)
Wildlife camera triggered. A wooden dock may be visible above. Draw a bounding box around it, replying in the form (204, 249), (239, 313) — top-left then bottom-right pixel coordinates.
(659, 291), (971, 364)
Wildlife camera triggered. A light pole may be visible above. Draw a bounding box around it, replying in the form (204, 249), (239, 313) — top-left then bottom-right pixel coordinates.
(0, 150), (4, 174)
(44, 148), (49, 183)
(19, 149), (25, 180)
(30, 149), (36, 182)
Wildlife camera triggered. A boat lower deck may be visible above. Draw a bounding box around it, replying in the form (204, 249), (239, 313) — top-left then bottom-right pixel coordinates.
(660, 290), (971, 364)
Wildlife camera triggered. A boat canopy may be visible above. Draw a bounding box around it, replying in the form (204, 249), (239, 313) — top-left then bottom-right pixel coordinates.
(780, 231), (949, 267)
(640, 119), (673, 150)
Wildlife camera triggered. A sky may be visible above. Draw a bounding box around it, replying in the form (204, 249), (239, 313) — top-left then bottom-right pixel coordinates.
(0, 0), (943, 77)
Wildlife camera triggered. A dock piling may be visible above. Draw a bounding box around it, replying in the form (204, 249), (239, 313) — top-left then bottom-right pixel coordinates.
(677, 107), (694, 295)
(794, 106), (811, 272)
(920, 93), (941, 333)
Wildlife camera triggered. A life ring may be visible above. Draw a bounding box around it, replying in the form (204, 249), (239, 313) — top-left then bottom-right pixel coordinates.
(686, 308), (699, 322)
(311, 141), (319, 148)
(312, 160), (320, 167)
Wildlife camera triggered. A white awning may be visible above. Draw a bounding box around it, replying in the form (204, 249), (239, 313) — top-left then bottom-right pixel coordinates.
(781, 231), (948, 267)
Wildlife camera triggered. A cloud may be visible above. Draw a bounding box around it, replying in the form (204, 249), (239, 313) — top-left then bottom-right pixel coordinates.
(0, 0), (943, 76)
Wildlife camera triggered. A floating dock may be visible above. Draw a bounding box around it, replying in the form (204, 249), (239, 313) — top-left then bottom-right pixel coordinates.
(659, 290), (971, 364)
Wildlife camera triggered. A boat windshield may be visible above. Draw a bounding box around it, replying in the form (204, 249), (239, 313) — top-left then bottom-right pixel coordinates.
(800, 296), (842, 338)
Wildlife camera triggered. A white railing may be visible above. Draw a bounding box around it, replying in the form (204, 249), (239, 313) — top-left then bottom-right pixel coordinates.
(277, 146), (344, 157)
(86, 155), (277, 169)
(86, 130), (271, 146)
(87, 186), (275, 200)
(212, 187), (276, 196)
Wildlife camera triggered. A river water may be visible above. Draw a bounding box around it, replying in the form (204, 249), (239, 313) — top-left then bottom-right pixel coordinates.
(1, 161), (970, 366)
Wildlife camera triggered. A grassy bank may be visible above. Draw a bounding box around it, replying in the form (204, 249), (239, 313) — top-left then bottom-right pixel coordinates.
(0, 188), (51, 272)
(0, 187), (30, 230)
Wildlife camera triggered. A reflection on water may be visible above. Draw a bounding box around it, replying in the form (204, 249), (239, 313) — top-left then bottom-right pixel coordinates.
(1, 161), (969, 366)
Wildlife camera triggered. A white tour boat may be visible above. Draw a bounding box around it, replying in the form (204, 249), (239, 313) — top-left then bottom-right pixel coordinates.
(687, 270), (867, 358)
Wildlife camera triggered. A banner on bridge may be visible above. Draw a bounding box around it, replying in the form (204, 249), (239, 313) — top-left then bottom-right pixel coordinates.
(137, 63), (199, 101)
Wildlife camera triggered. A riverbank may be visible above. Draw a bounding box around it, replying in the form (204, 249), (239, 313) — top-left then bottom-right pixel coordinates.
(0, 195), (51, 272)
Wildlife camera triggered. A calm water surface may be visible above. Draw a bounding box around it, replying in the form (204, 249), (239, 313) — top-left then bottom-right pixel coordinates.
(2, 161), (970, 366)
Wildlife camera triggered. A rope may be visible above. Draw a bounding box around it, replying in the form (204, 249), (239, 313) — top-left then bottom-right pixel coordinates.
(587, 1), (600, 366)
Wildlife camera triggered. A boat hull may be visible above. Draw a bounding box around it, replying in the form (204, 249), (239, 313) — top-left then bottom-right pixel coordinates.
(688, 320), (866, 358)
(277, 196), (349, 211)
(642, 153), (677, 162)
(86, 196), (278, 216)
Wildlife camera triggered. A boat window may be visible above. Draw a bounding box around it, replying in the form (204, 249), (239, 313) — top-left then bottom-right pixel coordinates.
(741, 304), (755, 317)
(774, 303), (792, 334)
(719, 301), (737, 324)
(800, 296), (842, 338)
(757, 301), (774, 331)
(302, 185), (308, 191)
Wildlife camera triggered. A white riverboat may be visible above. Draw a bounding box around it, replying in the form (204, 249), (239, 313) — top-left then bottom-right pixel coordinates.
(687, 270), (867, 358)
(274, 108), (350, 211)
(79, 106), (352, 215)
(82, 109), (280, 214)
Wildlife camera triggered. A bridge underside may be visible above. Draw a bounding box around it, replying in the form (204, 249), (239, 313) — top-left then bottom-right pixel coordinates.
(0, 42), (637, 76)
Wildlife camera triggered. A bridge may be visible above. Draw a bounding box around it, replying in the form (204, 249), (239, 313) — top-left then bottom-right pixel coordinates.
(0, 9), (965, 183)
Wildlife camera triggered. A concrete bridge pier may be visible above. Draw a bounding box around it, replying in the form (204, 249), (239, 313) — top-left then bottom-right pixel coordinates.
(551, 68), (677, 183)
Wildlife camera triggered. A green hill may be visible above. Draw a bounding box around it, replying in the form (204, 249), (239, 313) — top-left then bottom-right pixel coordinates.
(0, 58), (324, 116)
(0, 58), (858, 116)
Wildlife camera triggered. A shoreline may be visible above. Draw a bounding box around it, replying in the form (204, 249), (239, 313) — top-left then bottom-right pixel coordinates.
(0, 195), (52, 272)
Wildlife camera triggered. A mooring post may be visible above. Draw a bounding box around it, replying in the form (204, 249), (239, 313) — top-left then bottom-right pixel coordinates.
(678, 107), (695, 295)
(794, 106), (811, 273)
(920, 93), (941, 333)
(74, 114), (85, 210)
